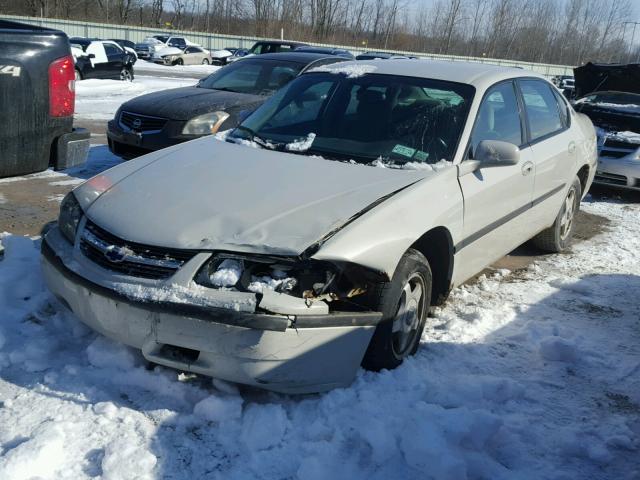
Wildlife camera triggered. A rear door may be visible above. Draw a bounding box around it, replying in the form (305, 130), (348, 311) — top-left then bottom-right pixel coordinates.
(455, 80), (536, 282)
(517, 79), (575, 228)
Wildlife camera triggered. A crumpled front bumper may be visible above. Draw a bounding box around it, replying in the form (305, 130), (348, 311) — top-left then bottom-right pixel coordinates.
(41, 227), (381, 394)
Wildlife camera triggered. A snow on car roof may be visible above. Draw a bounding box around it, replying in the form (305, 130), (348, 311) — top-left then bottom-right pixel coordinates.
(313, 59), (544, 88)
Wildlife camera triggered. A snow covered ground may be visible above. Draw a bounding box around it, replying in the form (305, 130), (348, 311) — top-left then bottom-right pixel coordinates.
(0, 196), (638, 479)
(75, 75), (202, 121)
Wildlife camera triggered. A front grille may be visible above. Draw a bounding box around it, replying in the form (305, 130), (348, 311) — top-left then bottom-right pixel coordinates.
(595, 172), (627, 186)
(80, 220), (197, 279)
(120, 111), (168, 133)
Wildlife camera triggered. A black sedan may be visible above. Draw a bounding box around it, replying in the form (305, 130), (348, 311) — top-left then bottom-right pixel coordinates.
(70, 38), (136, 81)
(107, 52), (344, 159)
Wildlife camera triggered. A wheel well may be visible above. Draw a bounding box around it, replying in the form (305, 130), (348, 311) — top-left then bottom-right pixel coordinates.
(577, 165), (590, 194)
(410, 227), (454, 306)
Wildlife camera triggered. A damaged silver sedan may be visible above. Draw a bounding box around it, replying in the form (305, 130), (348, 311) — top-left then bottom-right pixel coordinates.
(42, 60), (597, 393)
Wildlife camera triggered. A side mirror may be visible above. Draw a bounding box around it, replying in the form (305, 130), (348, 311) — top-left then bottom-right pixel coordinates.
(88, 53), (96, 59)
(475, 140), (520, 167)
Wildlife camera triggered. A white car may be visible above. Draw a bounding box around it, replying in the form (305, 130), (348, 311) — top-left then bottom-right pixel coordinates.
(42, 60), (597, 393)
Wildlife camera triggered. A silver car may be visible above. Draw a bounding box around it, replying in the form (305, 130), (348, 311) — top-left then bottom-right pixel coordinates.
(42, 60), (597, 393)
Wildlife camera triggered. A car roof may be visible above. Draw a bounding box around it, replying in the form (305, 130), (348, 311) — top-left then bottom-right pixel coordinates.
(312, 59), (545, 89)
(244, 52), (342, 64)
(253, 40), (308, 46)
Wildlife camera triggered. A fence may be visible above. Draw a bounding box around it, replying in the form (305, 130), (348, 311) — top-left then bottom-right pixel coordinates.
(1, 14), (575, 77)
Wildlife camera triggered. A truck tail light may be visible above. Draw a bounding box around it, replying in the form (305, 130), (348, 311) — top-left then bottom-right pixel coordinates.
(49, 55), (75, 117)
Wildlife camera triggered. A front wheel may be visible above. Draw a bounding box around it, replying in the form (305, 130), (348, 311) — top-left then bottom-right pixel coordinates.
(362, 249), (432, 371)
(531, 176), (582, 252)
(120, 67), (133, 82)
(174, 58), (184, 66)
(202, 58), (210, 65)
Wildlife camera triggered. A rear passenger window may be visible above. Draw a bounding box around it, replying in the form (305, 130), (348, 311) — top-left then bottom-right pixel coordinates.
(519, 80), (564, 141)
(552, 88), (570, 128)
(470, 81), (523, 157)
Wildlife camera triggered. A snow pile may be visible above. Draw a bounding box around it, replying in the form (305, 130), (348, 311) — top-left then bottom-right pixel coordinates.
(313, 63), (377, 78)
(75, 76), (200, 121)
(285, 132), (316, 152)
(0, 196), (638, 478)
(371, 157), (452, 171)
(210, 259), (243, 287)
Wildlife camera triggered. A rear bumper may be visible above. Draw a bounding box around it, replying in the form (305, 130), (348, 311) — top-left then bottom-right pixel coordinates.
(41, 230), (379, 393)
(54, 127), (90, 170)
(594, 156), (640, 191)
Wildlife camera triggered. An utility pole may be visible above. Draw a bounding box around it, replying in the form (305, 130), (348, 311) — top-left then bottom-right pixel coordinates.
(622, 21), (640, 63)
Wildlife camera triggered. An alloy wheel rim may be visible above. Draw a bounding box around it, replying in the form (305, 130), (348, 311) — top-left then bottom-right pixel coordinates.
(560, 187), (576, 240)
(391, 272), (426, 357)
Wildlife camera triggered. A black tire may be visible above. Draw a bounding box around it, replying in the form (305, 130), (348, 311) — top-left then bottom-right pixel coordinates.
(362, 248), (432, 371)
(119, 67), (133, 82)
(531, 176), (582, 253)
(175, 58), (184, 66)
(202, 58), (210, 65)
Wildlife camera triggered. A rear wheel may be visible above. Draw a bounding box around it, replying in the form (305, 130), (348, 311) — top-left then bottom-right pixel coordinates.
(202, 58), (210, 65)
(119, 67), (133, 82)
(531, 176), (582, 252)
(362, 249), (432, 371)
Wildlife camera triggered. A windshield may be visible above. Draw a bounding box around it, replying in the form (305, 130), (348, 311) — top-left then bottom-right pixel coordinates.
(198, 59), (303, 95)
(153, 35), (169, 43)
(227, 72), (475, 165)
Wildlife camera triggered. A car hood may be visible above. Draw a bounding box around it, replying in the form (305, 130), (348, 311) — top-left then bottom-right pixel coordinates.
(120, 86), (265, 120)
(574, 62), (640, 98)
(79, 137), (432, 256)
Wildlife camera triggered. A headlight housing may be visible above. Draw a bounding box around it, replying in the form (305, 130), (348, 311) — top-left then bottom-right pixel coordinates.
(58, 192), (83, 244)
(182, 111), (230, 135)
(195, 254), (378, 305)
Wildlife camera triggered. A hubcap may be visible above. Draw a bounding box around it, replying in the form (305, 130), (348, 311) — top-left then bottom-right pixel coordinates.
(391, 273), (426, 357)
(560, 187), (576, 240)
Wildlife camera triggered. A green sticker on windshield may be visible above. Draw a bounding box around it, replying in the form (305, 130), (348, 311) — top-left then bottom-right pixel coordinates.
(414, 150), (429, 162)
(392, 144), (416, 158)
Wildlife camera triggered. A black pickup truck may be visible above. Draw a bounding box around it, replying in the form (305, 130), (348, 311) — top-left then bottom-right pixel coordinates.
(0, 19), (89, 178)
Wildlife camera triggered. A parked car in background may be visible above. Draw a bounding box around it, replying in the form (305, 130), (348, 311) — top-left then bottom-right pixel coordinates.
(0, 20), (89, 178)
(573, 62), (640, 191)
(70, 37), (135, 81)
(161, 46), (212, 65)
(355, 51), (408, 60)
(551, 74), (573, 87)
(108, 39), (138, 62)
(227, 40), (308, 62)
(47, 60), (596, 393)
(294, 46), (354, 59)
(107, 52), (345, 158)
(226, 47), (249, 62)
(134, 37), (162, 59)
(209, 48), (234, 65)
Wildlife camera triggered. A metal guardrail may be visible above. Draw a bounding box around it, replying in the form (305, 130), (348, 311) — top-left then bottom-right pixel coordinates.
(1, 14), (575, 77)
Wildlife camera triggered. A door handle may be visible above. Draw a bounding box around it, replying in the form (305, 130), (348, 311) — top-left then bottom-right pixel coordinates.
(521, 161), (534, 176)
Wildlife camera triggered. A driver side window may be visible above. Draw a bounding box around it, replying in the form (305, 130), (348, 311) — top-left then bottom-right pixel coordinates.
(470, 81), (523, 158)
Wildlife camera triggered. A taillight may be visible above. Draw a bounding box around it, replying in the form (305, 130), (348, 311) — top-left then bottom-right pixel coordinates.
(49, 55), (75, 117)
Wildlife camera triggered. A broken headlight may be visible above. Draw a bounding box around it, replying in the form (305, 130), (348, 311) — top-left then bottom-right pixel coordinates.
(58, 192), (83, 244)
(195, 254), (380, 308)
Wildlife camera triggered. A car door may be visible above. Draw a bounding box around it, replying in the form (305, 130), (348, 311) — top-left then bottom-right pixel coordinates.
(517, 79), (576, 232)
(184, 47), (199, 65)
(85, 41), (108, 78)
(103, 42), (125, 79)
(455, 80), (537, 283)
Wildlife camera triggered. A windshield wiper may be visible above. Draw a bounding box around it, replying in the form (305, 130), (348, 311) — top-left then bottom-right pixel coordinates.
(231, 125), (283, 151)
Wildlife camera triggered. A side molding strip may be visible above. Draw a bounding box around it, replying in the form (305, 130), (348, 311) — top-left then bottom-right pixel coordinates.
(455, 183), (565, 252)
